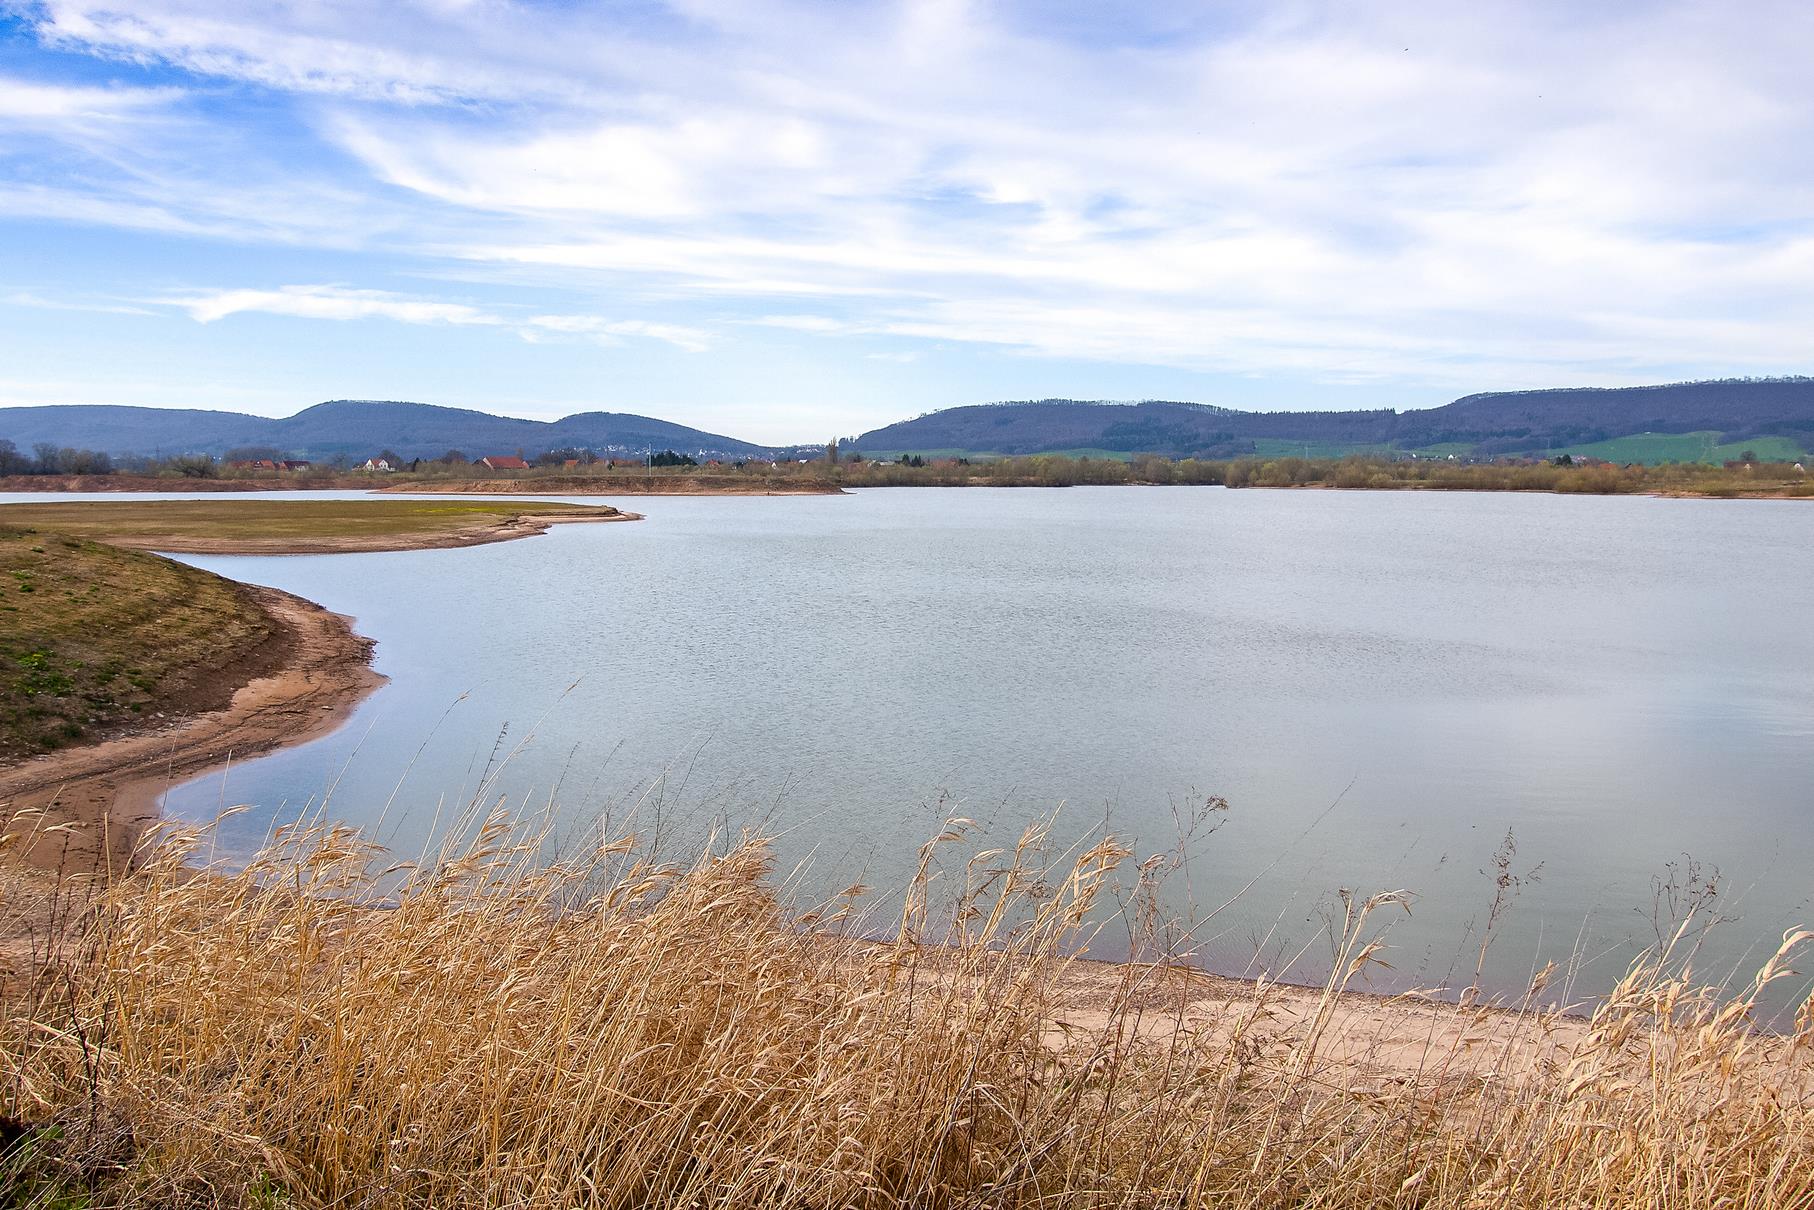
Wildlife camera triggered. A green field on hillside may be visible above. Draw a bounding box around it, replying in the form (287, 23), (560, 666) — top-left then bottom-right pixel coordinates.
(865, 433), (1811, 467)
(859, 447), (1141, 463)
(1404, 442), (1478, 457)
(855, 448), (995, 462)
(1555, 431), (1808, 465)
(1249, 440), (1398, 460)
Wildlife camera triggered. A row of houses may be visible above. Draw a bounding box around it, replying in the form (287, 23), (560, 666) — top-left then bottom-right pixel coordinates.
(357, 454), (531, 472)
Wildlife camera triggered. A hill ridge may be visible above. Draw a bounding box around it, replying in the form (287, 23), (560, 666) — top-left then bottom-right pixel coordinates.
(0, 400), (782, 461)
(5, 377), (1812, 465)
(853, 379), (1814, 461)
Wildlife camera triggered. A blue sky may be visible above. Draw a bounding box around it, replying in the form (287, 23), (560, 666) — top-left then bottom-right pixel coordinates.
(1, 0), (1810, 444)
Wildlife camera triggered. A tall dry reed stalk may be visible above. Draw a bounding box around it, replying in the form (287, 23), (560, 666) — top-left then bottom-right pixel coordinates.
(2, 807), (1810, 1208)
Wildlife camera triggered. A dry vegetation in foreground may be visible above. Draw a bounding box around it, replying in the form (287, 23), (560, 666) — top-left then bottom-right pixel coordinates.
(2, 811), (1809, 1209)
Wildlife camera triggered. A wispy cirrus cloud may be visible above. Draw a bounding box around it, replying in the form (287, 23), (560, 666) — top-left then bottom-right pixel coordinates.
(175, 284), (492, 326)
(167, 284), (710, 351)
(3, 289), (158, 316)
(0, 76), (180, 122)
(519, 314), (710, 352)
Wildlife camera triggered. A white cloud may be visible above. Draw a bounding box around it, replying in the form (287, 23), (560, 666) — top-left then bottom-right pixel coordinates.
(0, 77), (179, 121)
(523, 314), (710, 352)
(176, 284), (493, 326)
(755, 315), (851, 333)
(12, 0), (1814, 401)
(166, 284), (710, 350)
(2, 290), (157, 316)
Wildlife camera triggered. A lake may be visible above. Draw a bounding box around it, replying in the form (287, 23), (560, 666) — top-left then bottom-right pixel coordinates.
(40, 486), (1814, 1011)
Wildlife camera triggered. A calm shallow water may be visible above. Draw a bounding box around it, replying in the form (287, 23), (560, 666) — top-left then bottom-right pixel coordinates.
(42, 487), (1814, 1009)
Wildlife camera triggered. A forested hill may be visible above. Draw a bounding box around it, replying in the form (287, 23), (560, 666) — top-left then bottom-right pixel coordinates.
(0, 400), (778, 460)
(852, 379), (1814, 461)
(9, 378), (1814, 466)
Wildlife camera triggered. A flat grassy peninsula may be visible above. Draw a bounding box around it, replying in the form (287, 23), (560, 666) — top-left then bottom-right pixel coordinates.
(0, 528), (279, 760)
(0, 498), (628, 554)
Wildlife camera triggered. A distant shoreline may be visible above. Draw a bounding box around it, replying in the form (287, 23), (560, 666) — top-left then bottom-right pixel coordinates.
(2, 470), (1808, 500)
(381, 476), (845, 496)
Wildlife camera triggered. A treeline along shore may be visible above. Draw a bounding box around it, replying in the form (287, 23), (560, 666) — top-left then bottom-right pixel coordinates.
(2, 451), (1810, 499)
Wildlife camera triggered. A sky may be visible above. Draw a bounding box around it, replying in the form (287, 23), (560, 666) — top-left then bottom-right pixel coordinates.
(1, 0), (1810, 445)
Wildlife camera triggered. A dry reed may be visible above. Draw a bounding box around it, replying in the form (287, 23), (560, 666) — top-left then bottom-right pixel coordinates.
(2, 807), (1810, 1208)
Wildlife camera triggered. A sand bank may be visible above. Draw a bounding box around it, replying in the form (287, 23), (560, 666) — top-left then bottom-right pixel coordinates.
(1, 587), (382, 874)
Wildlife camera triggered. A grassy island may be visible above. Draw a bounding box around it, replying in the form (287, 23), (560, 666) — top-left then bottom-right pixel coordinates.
(0, 498), (634, 554)
(0, 528), (280, 761)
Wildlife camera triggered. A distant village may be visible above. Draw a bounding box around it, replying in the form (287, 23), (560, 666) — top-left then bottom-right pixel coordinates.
(230, 448), (864, 474)
(229, 451), (706, 474)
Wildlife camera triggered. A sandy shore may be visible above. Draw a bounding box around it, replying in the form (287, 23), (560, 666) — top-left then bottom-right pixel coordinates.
(1645, 488), (1813, 499)
(384, 477), (844, 496)
(0, 586), (383, 875)
(1039, 954), (1593, 1084)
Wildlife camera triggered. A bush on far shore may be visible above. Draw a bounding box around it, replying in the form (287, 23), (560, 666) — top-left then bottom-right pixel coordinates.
(3, 438), (1810, 498)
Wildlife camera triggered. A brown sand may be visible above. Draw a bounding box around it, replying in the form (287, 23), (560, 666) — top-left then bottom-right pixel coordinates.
(0, 587), (383, 875)
(1041, 955), (1590, 1086)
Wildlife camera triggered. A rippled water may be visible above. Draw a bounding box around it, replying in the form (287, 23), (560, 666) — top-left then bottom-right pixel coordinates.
(30, 486), (1814, 1010)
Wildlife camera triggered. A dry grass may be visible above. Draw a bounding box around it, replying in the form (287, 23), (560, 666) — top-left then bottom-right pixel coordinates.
(1, 809), (1810, 1208)
(0, 500), (618, 553)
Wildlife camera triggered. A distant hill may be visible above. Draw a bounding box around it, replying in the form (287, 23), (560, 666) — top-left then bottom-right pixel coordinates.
(853, 379), (1814, 462)
(0, 400), (781, 461)
(9, 379), (1813, 468)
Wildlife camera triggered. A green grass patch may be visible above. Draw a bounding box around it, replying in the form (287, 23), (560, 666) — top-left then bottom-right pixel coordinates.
(0, 527), (275, 761)
(1250, 439), (1400, 459)
(1556, 431), (1809, 466)
(1405, 442), (1478, 457)
(860, 447), (1144, 463)
(856, 448), (1006, 462)
(1030, 447), (1137, 462)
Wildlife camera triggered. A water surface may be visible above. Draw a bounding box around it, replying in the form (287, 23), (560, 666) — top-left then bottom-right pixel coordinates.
(91, 486), (1814, 1009)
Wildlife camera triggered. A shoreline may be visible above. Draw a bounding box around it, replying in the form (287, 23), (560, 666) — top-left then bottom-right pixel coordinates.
(380, 477), (844, 496)
(1027, 951), (1593, 1079)
(65, 507), (642, 555)
(0, 585), (383, 875)
(4, 475), (1806, 501)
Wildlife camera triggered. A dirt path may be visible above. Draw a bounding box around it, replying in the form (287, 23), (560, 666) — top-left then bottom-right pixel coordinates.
(1, 587), (383, 875)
